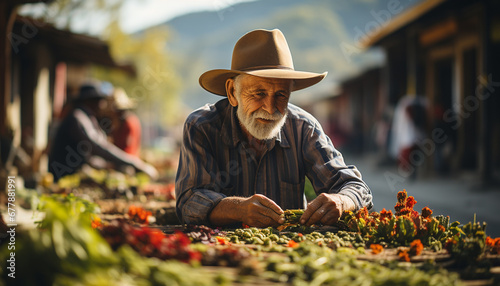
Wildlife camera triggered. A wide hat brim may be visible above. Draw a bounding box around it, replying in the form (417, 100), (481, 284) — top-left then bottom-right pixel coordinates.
(199, 29), (327, 96)
(200, 69), (327, 96)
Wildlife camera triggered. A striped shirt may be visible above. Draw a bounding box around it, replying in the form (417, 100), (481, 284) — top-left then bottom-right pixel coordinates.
(175, 99), (373, 225)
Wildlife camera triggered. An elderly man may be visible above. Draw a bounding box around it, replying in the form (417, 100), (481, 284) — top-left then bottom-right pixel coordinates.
(176, 29), (372, 228)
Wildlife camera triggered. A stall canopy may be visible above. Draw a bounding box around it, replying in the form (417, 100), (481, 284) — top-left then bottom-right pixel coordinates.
(12, 16), (136, 76)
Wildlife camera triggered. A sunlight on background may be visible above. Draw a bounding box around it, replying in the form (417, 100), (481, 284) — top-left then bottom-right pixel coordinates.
(5, 0), (500, 239)
(120, 0), (258, 33)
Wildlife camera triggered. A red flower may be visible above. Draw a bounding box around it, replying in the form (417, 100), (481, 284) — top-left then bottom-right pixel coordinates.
(173, 231), (192, 247)
(149, 229), (166, 246)
(188, 251), (202, 262)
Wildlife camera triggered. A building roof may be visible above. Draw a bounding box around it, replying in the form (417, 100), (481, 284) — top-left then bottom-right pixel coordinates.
(12, 16), (135, 76)
(362, 0), (449, 48)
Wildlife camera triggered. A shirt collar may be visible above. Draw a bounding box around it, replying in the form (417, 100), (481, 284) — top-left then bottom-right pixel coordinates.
(221, 103), (290, 149)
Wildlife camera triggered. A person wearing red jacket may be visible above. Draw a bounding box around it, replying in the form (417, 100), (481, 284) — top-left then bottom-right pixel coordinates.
(111, 88), (142, 157)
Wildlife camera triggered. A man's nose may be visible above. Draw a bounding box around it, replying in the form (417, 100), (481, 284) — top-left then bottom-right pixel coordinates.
(261, 95), (277, 114)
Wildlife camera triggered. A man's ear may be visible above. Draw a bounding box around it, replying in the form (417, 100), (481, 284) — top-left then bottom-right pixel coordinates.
(226, 78), (238, 107)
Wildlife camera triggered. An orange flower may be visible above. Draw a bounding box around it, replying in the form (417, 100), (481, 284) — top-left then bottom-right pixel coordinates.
(394, 190), (419, 218)
(128, 206), (152, 224)
(287, 240), (299, 248)
(394, 203), (405, 213)
(444, 237), (458, 252)
(397, 190), (408, 204)
(397, 249), (411, 262)
(397, 207), (412, 216)
(405, 196), (417, 209)
(355, 207), (369, 219)
(380, 208), (393, 221)
(421, 207), (433, 218)
(370, 244), (384, 254)
(216, 237), (229, 245)
(91, 215), (102, 229)
(486, 236), (500, 254)
(409, 239), (423, 256)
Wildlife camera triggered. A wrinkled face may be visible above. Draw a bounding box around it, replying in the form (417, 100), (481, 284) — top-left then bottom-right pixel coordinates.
(227, 74), (293, 140)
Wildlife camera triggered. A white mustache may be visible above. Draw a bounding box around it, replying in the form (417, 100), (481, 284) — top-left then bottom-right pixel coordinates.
(252, 110), (285, 121)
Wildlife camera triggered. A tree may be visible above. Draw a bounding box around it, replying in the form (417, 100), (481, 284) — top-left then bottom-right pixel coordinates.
(20, 0), (184, 130)
(92, 20), (182, 127)
(19, 0), (125, 34)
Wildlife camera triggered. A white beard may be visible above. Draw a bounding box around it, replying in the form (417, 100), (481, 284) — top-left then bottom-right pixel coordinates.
(237, 107), (288, 140)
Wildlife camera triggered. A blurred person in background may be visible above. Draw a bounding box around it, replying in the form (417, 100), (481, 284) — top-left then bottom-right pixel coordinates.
(175, 29), (372, 228)
(111, 87), (142, 157)
(48, 82), (158, 182)
(389, 95), (427, 178)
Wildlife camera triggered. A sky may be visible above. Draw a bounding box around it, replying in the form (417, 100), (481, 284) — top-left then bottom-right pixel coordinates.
(120, 0), (257, 33)
(18, 0), (257, 35)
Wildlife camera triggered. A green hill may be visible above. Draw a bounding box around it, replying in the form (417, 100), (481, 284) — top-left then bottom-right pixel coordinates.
(152, 0), (422, 108)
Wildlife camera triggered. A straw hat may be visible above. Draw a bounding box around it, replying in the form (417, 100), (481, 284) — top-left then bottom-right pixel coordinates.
(112, 88), (136, 110)
(199, 29), (327, 96)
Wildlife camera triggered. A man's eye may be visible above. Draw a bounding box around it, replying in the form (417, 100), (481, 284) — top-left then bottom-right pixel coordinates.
(256, 92), (266, 97)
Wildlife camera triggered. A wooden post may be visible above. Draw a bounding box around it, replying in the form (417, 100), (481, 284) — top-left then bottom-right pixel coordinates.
(0, 1), (16, 137)
(480, 0), (493, 183)
(1, 0), (53, 136)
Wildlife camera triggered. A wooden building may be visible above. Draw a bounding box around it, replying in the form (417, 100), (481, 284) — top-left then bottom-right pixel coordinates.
(362, 0), (500, 182)
(293, 67), (383, 154)
(1, 3), (134, 185)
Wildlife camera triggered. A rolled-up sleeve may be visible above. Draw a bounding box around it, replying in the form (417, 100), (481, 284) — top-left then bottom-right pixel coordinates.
(302, 118), (373, 211)
(177, 189), (226, 225)
(175, 117), (227, 225)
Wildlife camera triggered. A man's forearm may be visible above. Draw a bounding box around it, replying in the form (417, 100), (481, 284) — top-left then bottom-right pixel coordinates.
(208, 197), (246, 226)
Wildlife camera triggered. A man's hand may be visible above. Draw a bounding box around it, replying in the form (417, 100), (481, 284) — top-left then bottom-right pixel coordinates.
(300, 193), (354, 226)
(240, 194), (285, 227)
(209, 194), (285, 227)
